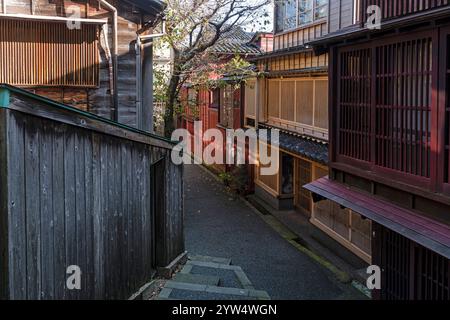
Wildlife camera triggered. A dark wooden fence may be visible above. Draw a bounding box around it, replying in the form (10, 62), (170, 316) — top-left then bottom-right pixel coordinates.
(0, 85), (184, 300)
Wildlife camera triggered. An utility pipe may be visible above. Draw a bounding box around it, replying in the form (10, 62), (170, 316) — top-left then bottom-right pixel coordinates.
(136, 36), (143, 130)
(255, 76), (260, 130)
(136, 19), (166, 132)
(99, 0), (119, 122)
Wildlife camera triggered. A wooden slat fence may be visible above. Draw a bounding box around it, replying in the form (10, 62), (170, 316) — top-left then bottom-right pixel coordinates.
(0, 19), (99, 87)
(0, 85), (184, 300)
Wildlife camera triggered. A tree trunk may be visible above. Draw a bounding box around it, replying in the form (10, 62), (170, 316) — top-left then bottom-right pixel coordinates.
(163, 70), (181, 138)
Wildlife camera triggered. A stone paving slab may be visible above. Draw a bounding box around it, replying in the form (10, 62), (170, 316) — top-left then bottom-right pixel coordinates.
(163, 281), (270, 300)
(190, 265), (243, 289)
(187, 260), (242, 271)
(189, 254), (232, 265)
(173, 273), (220, 286)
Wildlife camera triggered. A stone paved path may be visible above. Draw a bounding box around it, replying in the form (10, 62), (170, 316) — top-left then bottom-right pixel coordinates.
(157, 255), (270, 300)
(183, 165), (366, 300)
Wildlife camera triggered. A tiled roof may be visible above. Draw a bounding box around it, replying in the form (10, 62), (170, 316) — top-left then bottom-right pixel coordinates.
(210, 26), (262, 55)
(258, 125), (329, 164)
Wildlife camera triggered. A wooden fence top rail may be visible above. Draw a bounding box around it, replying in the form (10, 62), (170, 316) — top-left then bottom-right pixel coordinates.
(0, 84), (176, 150)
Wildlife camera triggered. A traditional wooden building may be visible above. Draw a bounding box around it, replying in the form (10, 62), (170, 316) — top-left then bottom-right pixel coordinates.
(306, 0), (450, 299)
(0, 0), (165, 131)
(0, 1), (185, 300)
(179, 28), (272, 180)
(245, 0), (372, 263)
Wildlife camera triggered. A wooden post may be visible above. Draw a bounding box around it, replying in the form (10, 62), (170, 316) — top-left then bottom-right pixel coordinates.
(255, 76), (260, 130)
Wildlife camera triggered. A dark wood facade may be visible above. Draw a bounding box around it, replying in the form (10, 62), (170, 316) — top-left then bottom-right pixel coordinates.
(307, 0), (450, 299)
(0, 84), (184, 300)
(0, 0), (164, 130)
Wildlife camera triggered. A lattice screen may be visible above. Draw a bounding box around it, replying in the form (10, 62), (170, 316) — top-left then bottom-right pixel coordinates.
(337, 37), (434, 179)
(0, 19), (99, 87)
(375, 38), (432, 178)
(338, 48), (372, 162)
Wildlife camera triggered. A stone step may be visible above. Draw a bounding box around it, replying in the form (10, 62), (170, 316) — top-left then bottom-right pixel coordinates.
(188, 254), (232, 265)
(180, 260), (255, 290)
(186, 260), (241, 270)
(173, 273), (220, 286)
(158, 281), (270, 300)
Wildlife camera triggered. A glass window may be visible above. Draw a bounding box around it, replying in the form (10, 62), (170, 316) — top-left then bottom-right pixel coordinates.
(275, 0), (328, 33)
(284, 0), (297, 30)
(314, 0), (328, 20)
(211, 88), (220, 109)
(299, 0), (313, 25)
(275, 1), (285, 33)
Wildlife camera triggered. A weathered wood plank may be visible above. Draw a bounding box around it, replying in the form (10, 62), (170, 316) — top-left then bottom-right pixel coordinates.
(7, 112), (27, 299)
(64, 129), (77, 300)
(84, 133), (95, 299)
(92, 133), (105, 299)
(0, 110), (9, 299)
(24, 116), (41, 299)
(39, 120), (54, 299)
(52, 123), (66, 299)
(74, 130), (86, 299)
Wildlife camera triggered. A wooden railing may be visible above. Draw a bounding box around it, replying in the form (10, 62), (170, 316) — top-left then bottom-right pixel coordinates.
(360, 0), (450, 24)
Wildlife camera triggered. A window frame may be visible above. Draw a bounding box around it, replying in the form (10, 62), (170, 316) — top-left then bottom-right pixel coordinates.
(275, 0), (328, 33)
(333, 29), (441, 193)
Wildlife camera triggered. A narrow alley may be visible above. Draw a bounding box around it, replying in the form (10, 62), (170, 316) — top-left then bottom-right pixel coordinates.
(183, 165), (365, 300)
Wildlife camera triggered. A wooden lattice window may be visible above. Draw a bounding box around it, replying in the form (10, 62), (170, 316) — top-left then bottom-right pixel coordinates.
(0, 19), (99, 87)
(338, 48), (372, 162)
(445, 33), (450, 185)
(336, 32), (439, 187)
(373, 223), (450, 300)
(375, 38), (432, 178)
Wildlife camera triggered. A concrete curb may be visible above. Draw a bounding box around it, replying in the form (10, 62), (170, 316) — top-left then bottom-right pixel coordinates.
(129, 279), (165, 300)
(157, 251), (188, 279)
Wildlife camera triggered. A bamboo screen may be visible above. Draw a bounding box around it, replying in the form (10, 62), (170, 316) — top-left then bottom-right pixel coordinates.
(314, 80), (328, 129)
(296, 80), (314, 125)
(0, 19), (99, 87)
(267, 78), (328, 129)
